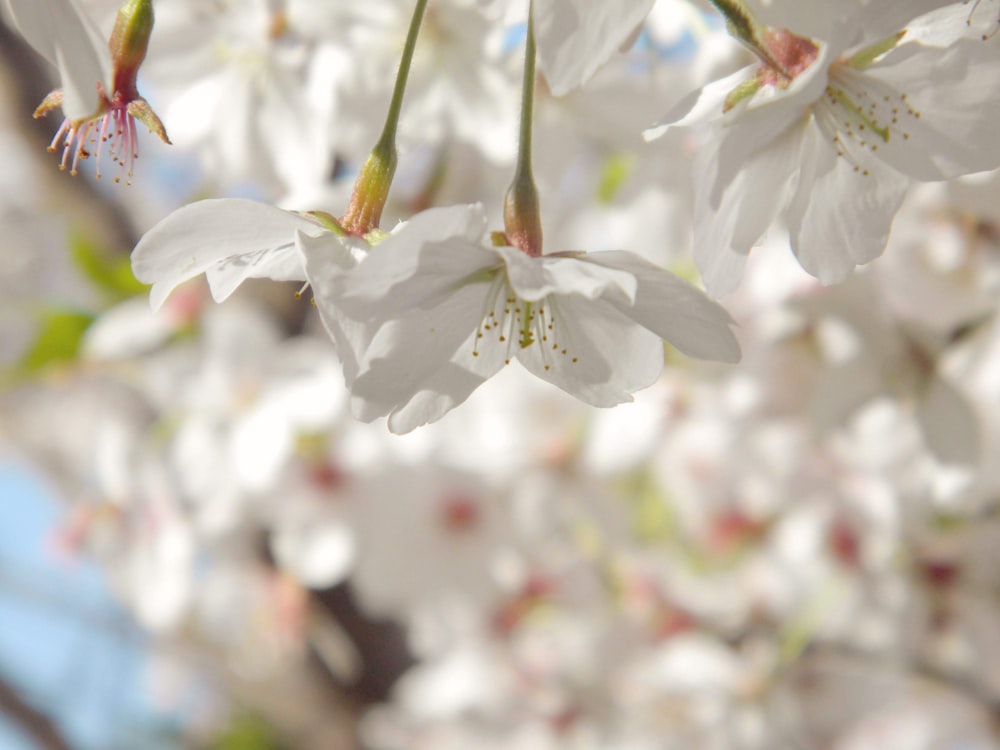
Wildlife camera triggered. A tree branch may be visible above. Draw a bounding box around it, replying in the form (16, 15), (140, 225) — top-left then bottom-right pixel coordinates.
(0, 673), (75, 750)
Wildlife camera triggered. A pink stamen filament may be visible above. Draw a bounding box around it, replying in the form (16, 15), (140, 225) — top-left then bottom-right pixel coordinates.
(48, 90), (141, 184)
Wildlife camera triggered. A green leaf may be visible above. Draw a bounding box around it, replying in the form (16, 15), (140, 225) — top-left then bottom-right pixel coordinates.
(18, 309), (94, 372)
(69, 231), (148, 300)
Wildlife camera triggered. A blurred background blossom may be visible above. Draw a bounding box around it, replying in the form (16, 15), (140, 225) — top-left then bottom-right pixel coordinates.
(2, 1), (1000, 748)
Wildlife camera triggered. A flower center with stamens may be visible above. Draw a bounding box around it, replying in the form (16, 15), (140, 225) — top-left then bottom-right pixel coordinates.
(36, 81), (169, 185)
(472, 273), (580, 370)
(46, 90), (138, 183)
(815, 62), (921, 176)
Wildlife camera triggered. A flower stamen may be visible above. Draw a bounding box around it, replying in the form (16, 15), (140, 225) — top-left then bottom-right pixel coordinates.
(469, 273), (580, 370)
(818, 64), (921, 176)
(966, 0), (1000, 39)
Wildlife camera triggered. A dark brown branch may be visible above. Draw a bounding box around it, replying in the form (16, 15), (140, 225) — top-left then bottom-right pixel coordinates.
(0, 673), (75, 750)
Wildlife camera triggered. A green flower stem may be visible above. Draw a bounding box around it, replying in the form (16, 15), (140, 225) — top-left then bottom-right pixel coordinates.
(504, 2), (543, 257)
(707, 0), (788, 77)
(341, 0), (429, 235)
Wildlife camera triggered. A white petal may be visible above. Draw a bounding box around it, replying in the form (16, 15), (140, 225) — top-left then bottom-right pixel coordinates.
(7, 0), (111, 119)
(131, 199), (321, 310)
(204, 243), (304, 303)
(585, 252), (742, 363)
(349, 283), (505, 433)
(901, 2), (998, 47)
(786, 123), (910, 284)
(753, 58), (831, 123)
(297, 231), (371, 385)
(332, 205), (495, 318)
(644, 64), (756, 138)
(533, 0), (655, 95)
(691, 117), (807, 297)
(865, 41), (1000, 180)
(704, 108), (805, 216)
(647, 35), (831, 139)
(500, 247), (636, 304)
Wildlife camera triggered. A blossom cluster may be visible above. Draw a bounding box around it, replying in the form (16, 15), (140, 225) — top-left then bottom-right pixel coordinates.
(2, 0), (1000, 747)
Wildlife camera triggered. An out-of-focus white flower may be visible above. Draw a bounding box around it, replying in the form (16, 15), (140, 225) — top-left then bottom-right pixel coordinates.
(793, 274), (981, 466)
(774, 654), (999, 750)
(147, 0), (337, 192)
(322, 0), (519, 163)
(346, 466), (510, 619)
(532, 0), (656, 95)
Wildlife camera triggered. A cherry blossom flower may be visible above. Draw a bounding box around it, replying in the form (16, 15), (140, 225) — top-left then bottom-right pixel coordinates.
(645, 3), (1000, 296)
(789, 271), (982, 467)
(344, 465), (510, 618)
(8, 0), (170, 182)
(314, 204), (740, 434)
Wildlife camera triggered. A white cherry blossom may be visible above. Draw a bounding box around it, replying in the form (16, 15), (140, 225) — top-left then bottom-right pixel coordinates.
(317, 203), (740, 434)
(646, 4), (1000, 295)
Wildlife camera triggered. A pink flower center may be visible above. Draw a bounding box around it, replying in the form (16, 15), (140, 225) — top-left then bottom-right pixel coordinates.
(440, 493), (480, 532)
(759, 27), (820, 86)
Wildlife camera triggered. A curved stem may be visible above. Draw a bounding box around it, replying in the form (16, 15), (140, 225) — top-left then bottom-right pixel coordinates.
(341, 0), (429, 235)
(375, 0), (429, 153)
(514, 10), (537, 184)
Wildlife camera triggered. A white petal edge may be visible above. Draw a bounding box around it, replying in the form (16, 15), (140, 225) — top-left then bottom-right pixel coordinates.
(7, 0), (111, 120)
(132, 198), (323, 310)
